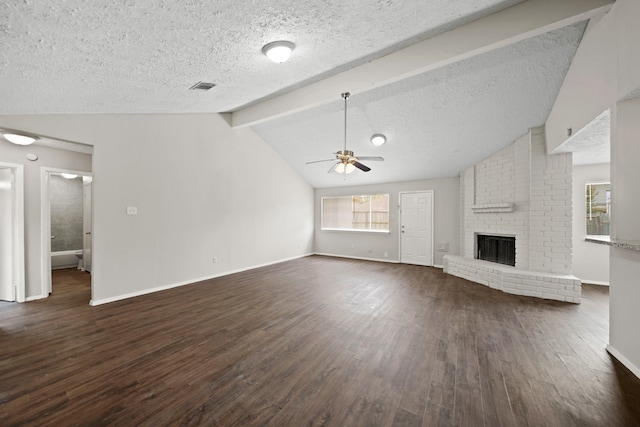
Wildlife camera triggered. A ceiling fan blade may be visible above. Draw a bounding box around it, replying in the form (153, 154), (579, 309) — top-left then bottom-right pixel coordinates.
(306, 159), (337, 164)
(327, 163), (339, 173)
(353, 161), (371, 172)
(356, 156), (384, 161)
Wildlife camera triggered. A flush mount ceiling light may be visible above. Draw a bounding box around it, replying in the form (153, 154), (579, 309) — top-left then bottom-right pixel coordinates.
(61, 173), (78, 179)
(371, 134), (386, 146)
(262, 41), (295, 63)
(3, 132), (37, 145)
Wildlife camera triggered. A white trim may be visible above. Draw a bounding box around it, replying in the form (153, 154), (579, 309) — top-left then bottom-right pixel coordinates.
(90, 253), (313, 306)
(25, 294), (46, 302)
(41, 167), (92, 298)
(434, 264), (444, 269)
(320, 228), (390, 234)
(40, 169), (51, 296)
(313, 252), (400, 264)
(607, 344), (640, 380)
(320, 194), (391, 232)
(0, 162), (26, 303)
(14, 165), (25, 303)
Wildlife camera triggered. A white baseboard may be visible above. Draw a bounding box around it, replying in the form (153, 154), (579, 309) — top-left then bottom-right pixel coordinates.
(313, 253), (443, 267)
(25, 294), (46, 302)
(607, 344), (640, 379)
(313, 252), (400, 264)
(90, 253), (313, 306)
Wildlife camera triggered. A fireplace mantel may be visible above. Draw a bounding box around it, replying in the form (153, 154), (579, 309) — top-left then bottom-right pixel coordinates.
(471, 202), (514, 213)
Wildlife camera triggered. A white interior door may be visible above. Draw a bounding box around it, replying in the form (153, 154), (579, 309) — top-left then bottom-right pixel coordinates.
(0, 168), (15, 301)
(400, 191), (434, 266)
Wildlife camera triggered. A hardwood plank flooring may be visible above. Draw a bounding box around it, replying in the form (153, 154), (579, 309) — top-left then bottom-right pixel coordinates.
(1, 256), (640, 426)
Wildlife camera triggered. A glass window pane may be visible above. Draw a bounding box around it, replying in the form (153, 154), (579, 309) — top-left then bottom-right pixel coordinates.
(586, 183), (610, 236)
(321, 194), (389, 231)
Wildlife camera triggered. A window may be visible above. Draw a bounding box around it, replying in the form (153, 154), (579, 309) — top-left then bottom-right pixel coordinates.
(322, 194), (389, 232)
(586, 182), (610, 236)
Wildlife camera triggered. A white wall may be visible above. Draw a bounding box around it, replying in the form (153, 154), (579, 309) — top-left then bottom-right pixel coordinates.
(0, 113), (314, 304)
(0, 143), (91, 299)
(545, 0), (640, 377)
(572, 163), (609, 285)
(546, 0), (640, 154)
(314, 177), (459, 266)
(608, 97), (640, 377)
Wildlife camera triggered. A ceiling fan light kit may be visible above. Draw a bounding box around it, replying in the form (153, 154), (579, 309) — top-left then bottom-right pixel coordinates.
(335, 161), (356, 174)
(306, 91), (384, 176)
(262, 41), (295, 63)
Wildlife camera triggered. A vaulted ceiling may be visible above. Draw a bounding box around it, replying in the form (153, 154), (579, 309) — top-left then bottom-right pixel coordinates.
(0, 0), (613, 187)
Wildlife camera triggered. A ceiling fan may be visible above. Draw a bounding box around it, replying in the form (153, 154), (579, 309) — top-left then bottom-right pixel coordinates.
(306, 92), (384, 174)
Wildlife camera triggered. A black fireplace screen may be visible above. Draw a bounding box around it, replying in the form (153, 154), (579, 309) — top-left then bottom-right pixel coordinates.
(476, 235), (515, 266)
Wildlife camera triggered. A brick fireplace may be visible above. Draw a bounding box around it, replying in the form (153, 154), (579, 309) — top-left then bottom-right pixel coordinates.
(444, 128), (581, 303)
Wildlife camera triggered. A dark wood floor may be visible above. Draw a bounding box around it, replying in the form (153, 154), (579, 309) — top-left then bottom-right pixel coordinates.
(1, 256), (639, 426)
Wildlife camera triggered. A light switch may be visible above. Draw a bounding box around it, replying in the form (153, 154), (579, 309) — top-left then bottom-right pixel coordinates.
(126, 206), (138, 215)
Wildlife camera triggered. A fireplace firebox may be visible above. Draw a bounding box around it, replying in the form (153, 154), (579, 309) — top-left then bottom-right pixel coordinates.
(476, 234), (515, 266)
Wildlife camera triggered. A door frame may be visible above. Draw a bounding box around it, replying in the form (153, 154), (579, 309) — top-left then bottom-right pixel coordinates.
(398, 190), (434, 266)
(41, 167), (92, 297)
(0, 161), (25, 302)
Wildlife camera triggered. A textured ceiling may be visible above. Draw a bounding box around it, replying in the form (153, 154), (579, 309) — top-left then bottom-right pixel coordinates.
(252, 23), (587, 187)
(555, 110), (610, 165)
(0, 0), (522, 114)
(0, 1), (608, 187)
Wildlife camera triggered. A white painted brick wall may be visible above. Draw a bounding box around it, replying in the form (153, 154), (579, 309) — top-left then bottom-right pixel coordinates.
(461, 132), (532, 270)
(529, 128), (573, 274)
(453, 127), (578, 302)
(444, 255), (581, 303)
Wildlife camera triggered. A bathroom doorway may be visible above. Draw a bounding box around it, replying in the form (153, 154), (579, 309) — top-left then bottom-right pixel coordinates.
(41, 168), (92, 298)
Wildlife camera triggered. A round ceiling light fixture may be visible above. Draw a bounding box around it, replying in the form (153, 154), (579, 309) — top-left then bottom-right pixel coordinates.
(370, 134), (386, 146)
(262, 40), (295, 63)
(3, 132), (37, 145)
(61, 173), (78, 179)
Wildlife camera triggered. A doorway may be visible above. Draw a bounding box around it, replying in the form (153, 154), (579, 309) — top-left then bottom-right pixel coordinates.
(42, 168), (92, 298)
(0, 162), (25, 302)
(400, 191), (434, 266)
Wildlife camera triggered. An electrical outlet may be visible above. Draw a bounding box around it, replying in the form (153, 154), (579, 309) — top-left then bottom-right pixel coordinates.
(212, 257), (217, 264)
(384, 252), (388, 257)
(126, 206), (137, 215)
